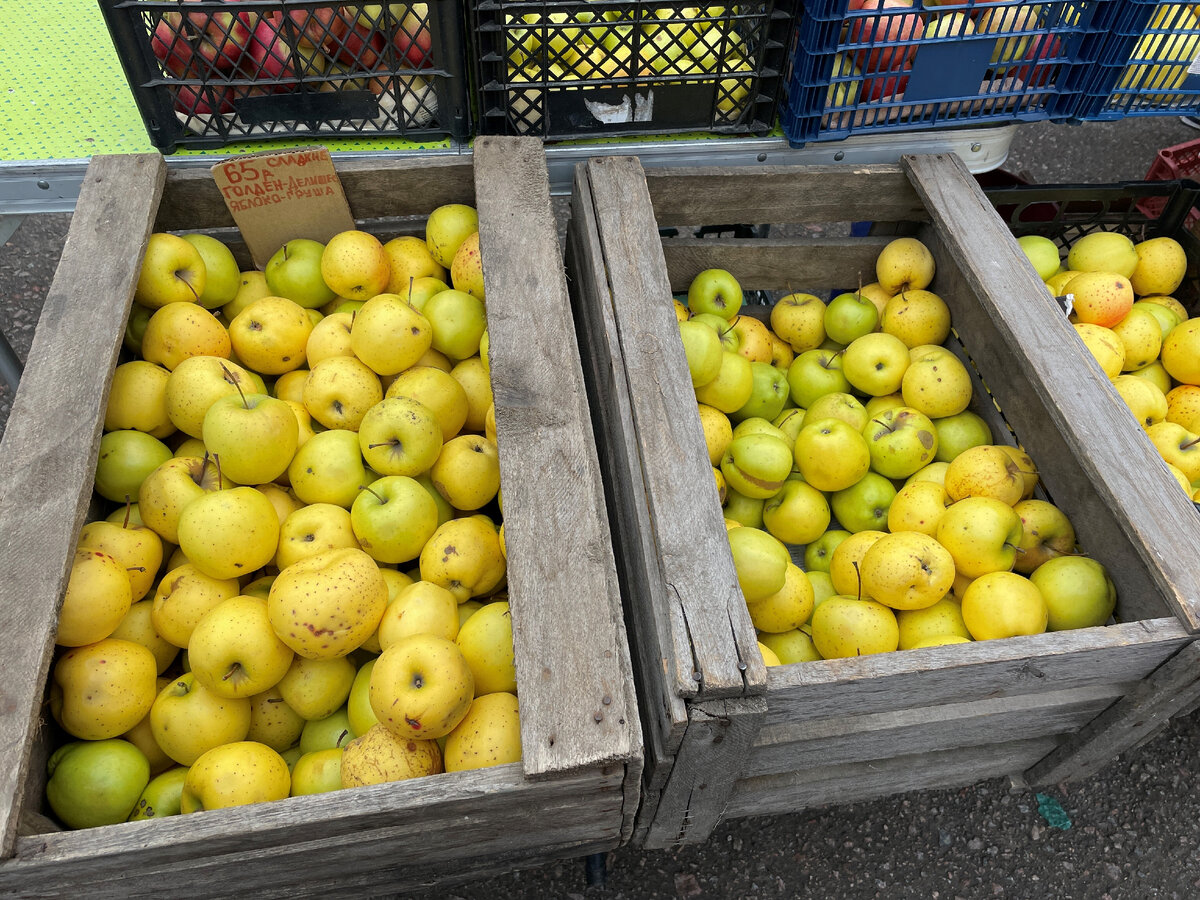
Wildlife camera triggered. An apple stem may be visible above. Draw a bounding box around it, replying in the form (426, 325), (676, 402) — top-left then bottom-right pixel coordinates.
(127, 566), (146, 575)
(1183, 436), (1200, 452)
(222, 662), (242, 682)
(219, 362), (251, 409)
(338, 729), (348, 746)
(359, 483), (386, 504)
(121, 500), (133, 529)
(179, 272), (201, 303)
(212, 452), (225, 485)
(852, 560), (863, 602)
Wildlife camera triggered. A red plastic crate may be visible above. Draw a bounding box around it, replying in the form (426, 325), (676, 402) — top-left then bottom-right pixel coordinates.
(1139, 137), (1200, 226)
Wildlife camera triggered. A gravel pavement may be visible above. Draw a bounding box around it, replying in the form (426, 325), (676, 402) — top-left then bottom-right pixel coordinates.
(3, 116), (1200, 899)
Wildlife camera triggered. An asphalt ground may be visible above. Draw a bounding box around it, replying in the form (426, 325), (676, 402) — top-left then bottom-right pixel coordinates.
(3, 115), (1200, 899)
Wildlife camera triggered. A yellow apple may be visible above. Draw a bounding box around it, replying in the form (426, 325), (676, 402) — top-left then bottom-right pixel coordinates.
(896, 595), (972, 650)
(419, 515), (506, 602)
(901, 347), (972, 418)
(444, 691), (522, 772)
(1130, 236), (1187, 296)
(276, 655), (357, 721)
(229, 296), (314, 375)
(377, 580), (460, 650)
(810, 595), (899, 658)
(189, 594), (295, 700)
(305, 310), (356, 366)
(176, 486), (281, 581)
(745, 563), (815, 633)
(385, 365), (470, 442)
(1161, 317), (1200, 385)
(370, 633), (475, 740)
(770, 293), (826, 353)
(56, 548), (133, 648)
(859, 530), (956, 610)
(943, 444), (1026, 505)
(936, 496), (1023, 578)
(426, 204), (480, 269)
(450, 356), (493, 433)
(1029, 555), (1117, 631)
(52, 638), (158, 740)
(340, 723), (443, 786)
(960, 571), (1048, 640)
(105, 360), (176, 439)
(110, 599), (178, 674)
(455, 600), (517, 696)
(320, 230), (391, 302)
(828, 529), (888, 596)
(246, 686), (306, 752)
(1066, 232), (1138, 278)
(430, 434), (501, 510)
(1012, 498), (1077, 574)
(302, 355), (384, 431)
(134, 232), (206, 309)
(180, 741), (291, 812)
(383, 234), (448, 294)
(287, 428), (371, 509)
(357, 397), (444, 477)
(887, 479), (951, 536)
(150, 672), (252, 765)
(875, 238), (935, 295)
(150, 563), (240, 649)
(142, 301), (231, 371)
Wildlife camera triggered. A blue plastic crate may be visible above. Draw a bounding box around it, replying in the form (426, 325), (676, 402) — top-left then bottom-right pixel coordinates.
(781, 0), (1116, 145)
(1079, 1), (1200, 120)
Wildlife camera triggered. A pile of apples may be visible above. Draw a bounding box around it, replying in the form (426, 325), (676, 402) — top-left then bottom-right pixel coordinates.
(503, 6), (755, 126)
(676, 237), (1117, 667)
(825, 0), (1066, 108)
(1015, 228), (1200, 499)
(152, 1), (435, 123)
(44, 204), (521, 830)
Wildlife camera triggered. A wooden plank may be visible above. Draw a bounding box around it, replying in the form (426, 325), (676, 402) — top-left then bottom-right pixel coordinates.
(902, 152), (1200, 632)
(473, 136), (640, 779)
(747, 683), (1125, 779)
(564, 163), (688, 827)
(0, 764), (624, 896)
(641, 696), (768, 850)
(645, 165), (928, 227)
(0, 153), (166, 859)
(763, 619), (1187, 725)
(155, 155), (477, 232)
(660, 237), (890, 295)
(725, 736), (1060, 820)
(584, 155), (766, 702)
(1025, 641), (1200, 786)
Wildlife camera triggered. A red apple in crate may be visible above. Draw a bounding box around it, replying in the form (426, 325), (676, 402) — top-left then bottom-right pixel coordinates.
(328, 13), (389, 70)
(1011, 33), (1062, 87)
(863, 65), (910, 101)
(394, 8), (434, 69)
(152, 15), (193, 77)
(282, 6), (339, 49)
(174, 81), (236, 116)
(190, 9), (254, 73)
(247, 15), (299, 80)
(849, 0), (924, 75)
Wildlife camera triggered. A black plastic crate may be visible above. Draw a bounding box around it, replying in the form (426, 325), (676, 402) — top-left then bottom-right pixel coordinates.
(983, 178), (1200, 309)
(469, 0), (797, 140)
(99, 0), (471, 152)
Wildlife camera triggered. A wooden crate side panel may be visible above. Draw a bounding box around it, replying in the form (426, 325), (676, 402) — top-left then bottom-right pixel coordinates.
(902, 153), (1200, 631)
(644, 166), (928, 227)
(724, 736), (1059, 820)
(747, 683), (1127, 779)
(472, 137), (640, 780)
(583, 156), (765, 702)
(565, 167), (688, 799)
(0, 765), (624, 897)
(660, 237), (891, 295)
(641, 696), (769, 851)
(763, 620), (1188, 725)
(1026, 640), (1200, 786)
(0, 154), (166, 858)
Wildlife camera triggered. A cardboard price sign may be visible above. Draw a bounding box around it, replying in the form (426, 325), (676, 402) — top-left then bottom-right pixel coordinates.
(211, 147), (357, 268)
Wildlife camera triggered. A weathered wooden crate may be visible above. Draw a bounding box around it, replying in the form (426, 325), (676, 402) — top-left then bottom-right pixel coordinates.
(0, 136), (641, 896)
(565, 152), (1200, 850)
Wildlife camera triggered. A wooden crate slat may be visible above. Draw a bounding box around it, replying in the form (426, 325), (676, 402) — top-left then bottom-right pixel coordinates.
(902, 152), (1200, 632)
(762, 620), (1189, 725)
(0, 153), (166, 858)
(645, 166), (928, 227)
(565, 164), (690, 823)
(725, 737), (1060, 819)
(582, 156), (766, 702)
(473, 136), (640, 779)
(2, 765), (622, 895)
(747, 683), (1126, 779)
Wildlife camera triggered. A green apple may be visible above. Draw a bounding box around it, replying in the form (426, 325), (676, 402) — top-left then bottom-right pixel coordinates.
(46, 739), (150, 829)
(862, 407), (939, 479)
(720, 432), (793, 500)
(723, 487), (765, 528)
(804, 528), (852, 573)
(793, 417), (871, 492)
(933, 410), (993, 463)
(425, 203), (479, 269)
(762, 479), (831, 546)
(370, 633), (475, 739)
(772, 407), (807, 446)
(787, 348), (851, 409)
(128, 765), (188, 821)
(824, 292), (879, 345)
(731, 417), (790, 443)
(124, 303), (155, 356)
(351, 475), (440, 564)
(202, 388), (299, 486)
(291, 748), (345, 796)
(936, 496), (1023, 579)
(188, 594), (295, 700)
(830, 471), (897, 533)
(357, 397), (444, 478)
(94, 430), (174, 504)
(176, 486), (281, 581)
(423, 288), (487, 361)
(810, 595), (899, 658)
(770, 292), (827, 353)
(679, 318), (724, 387)
(694, 349), (755, 414)
(138, 454), (232, 545)
(732, 361), (791, 423)
(398, 276), (451, 314)
(841, 332), (910, 397)
(180, 741), (291, 812)
(182, 233), (240, 310)
(278, 656), (357, 722)
(690, 312), (741, 352)
(266, 238), (337, 309)
(347, 658), (380, 736)
(150, 672), (252, 766)
(1029, 555), (1116, 631)
(1015, 234), (1062, 281)
(1132, 299), (1184, 342)
(134, 233), (206, 309)
(800, 392), (869, 433)
(288, 428), (372, 508)
(299, 705), (357, 753)
(726, 525), (790, 602)
(687, 268), (744, 320)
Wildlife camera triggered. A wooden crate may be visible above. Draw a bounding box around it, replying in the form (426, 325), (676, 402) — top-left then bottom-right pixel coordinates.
(0, 137), (641, 896)
(565, 152), (1200, 850)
